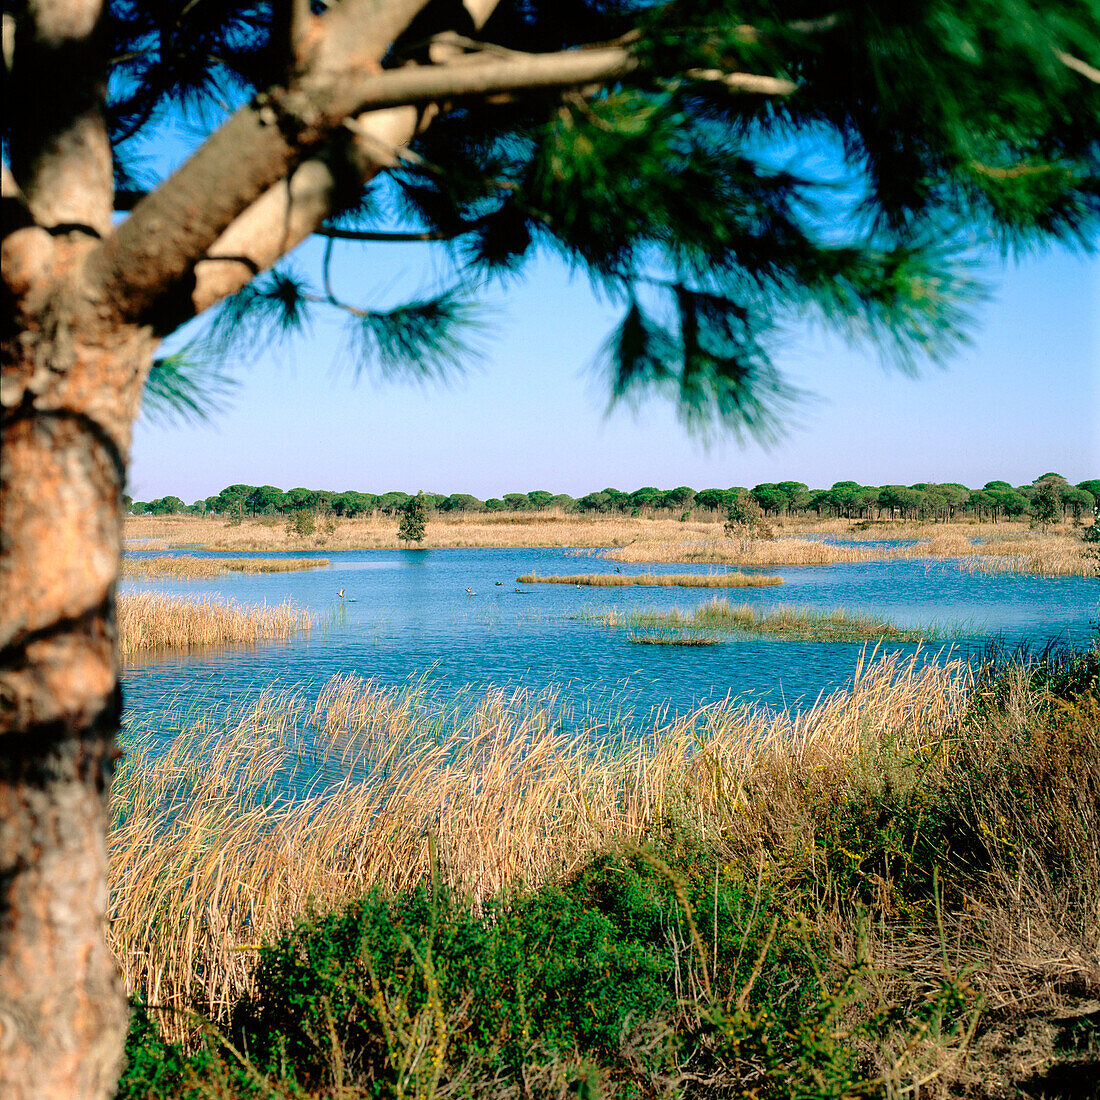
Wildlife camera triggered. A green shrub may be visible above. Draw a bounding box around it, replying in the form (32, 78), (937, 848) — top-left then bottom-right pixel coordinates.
(285, 509), (315, 537)
(119, 831), (989, 1098)
(235, 867), (673, 1089)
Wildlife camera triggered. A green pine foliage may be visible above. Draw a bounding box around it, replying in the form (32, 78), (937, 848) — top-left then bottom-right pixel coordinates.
(142, 347), (235, 426)
(109, 2), (1100, 434)
(343, 291), (484, 383)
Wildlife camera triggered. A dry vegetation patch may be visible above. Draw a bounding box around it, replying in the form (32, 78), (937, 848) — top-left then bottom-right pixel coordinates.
(117, 592), (311, 658)
(516, 570), (783, 588)
(601, 536), (892, 566)
(124, 514), (1100, 575)
(123, 555), (329, 578)
(124, 512), (722, 551)
(602, 527), (1099, 577)
(109, 651), (962, 1033)
(110, 645), (1100, 1094)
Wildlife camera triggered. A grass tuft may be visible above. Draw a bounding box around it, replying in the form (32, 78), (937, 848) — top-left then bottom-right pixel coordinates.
(516, 571), (782, 588)
(124, 555), (329, 578)
(117, 592), (311, 658)
(594, 598), (933, 642)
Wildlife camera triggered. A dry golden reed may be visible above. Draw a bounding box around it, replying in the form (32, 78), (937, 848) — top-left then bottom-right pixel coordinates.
(108, 650), (967, 1036)
(601, 537), (891, 566)
(601, 529), (1098, 577)
(123, 555), (329, 578)
(125, 511), (718, 552)
(124, 513), (1097, 575)
(117, 592), (311, 657)
(516, 571), (783, 588)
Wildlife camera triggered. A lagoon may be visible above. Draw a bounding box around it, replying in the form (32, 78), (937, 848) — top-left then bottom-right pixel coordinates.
(121, 547), (1098, 720)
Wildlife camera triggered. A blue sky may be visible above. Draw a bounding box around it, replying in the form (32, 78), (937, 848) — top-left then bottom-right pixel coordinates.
(128, 239), (1098, 503)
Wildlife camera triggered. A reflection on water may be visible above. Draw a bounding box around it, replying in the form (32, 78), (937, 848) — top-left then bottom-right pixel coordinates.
(121, 546), (1098, 722)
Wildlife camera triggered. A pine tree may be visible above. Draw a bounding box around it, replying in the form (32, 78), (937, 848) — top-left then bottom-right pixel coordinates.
(1030, 480), (1062, 531)
(399, 492), (428, 545)
(3, 3), (1099, 1094)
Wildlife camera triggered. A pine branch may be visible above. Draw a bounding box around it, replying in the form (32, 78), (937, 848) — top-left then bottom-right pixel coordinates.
(86, 0), (432, 325)
(315, 225), (465, 242)
(342, 290), (484, 381)
(1056, 50), (1100, 84)
(206, 266), (315, 359)
(142, 344), (237, 425)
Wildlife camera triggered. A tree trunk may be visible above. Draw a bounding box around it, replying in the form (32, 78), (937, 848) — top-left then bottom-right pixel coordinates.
(1, 257), (154, 1098)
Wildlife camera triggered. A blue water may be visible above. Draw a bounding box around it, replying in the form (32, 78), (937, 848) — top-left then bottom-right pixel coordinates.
(121, 548), (1098, 721)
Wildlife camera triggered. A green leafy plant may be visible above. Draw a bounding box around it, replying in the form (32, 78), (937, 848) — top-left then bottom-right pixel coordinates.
(725, 490), (775, 550)
(399, 492), (428, 547)
(285, 509), (316, 538)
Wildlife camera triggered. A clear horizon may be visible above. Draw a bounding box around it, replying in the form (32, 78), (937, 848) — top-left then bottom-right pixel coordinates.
(129, 242), (1098, 503)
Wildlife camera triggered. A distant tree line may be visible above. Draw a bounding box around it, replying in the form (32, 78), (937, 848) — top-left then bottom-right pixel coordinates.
(127, 474), (1098, 526)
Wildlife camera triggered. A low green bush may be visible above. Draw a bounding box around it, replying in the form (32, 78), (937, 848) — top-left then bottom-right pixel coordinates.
(118, 834), (982, 1099)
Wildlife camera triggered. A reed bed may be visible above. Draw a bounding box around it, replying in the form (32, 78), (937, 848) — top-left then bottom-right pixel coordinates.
(123, 555), (329, 578)
(601, 530), (1099, 577)
(897, 529), (1098, 576)
(124, 514), (1097, 575)
(954, 534), (1099, 577)
(117, 592), (311, 657)
(600, 536), (894, 566)
(516, 570), (783, 588)
(108, 651), (968, 1038)
(124, 512), (725, 551)
(123, 537), (169, 551)
(595, 598), (930, 642)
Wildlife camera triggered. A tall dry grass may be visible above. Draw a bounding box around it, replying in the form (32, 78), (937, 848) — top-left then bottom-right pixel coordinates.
(108, 651), (968, 1037)
(952, 533), (1099, 577)
(117, 592), (311, 658)
(516, 570), (783, 587)
(601, 536), (894, 566)
(602, 530), (1099, 577)
(124, 513), (1099, 575)
(124, 511), (720, 551)
(123, 555), (329, 578)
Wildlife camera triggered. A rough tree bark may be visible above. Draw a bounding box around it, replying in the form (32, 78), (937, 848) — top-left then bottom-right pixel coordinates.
(1, 223), (157, 1096)
(1, 1), (143, 1093)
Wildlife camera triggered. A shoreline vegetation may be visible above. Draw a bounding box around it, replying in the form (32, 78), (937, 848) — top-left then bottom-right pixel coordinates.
(123, 554), (329, 578)
(112, 646), (1100, 1098)
(118, 592), (311, 658)
(516, 570), (782, 588)
(124, 512), (1099, 577)
(589, 599), (933, 643)
(602, 530), (1099, 578)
